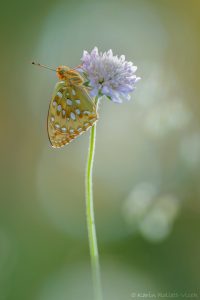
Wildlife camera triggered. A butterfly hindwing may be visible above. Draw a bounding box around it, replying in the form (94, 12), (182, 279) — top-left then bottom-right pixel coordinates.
(47, 81), (98, 148)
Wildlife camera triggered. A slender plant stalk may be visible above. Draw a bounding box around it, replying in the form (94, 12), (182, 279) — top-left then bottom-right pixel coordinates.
(85, 99), (103, 300)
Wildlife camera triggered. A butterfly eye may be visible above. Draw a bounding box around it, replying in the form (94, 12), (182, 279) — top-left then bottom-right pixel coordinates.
(56, 66), (70, 80)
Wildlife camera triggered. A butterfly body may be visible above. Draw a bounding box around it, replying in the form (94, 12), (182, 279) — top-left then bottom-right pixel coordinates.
(47, 66), (98, 148)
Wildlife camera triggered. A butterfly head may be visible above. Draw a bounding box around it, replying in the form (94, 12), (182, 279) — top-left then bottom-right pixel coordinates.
(56, 66), (71, 80)
(56, 65), (84, 85)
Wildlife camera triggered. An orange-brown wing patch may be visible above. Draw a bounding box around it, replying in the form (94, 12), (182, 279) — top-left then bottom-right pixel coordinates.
(47, 82), (98, 148)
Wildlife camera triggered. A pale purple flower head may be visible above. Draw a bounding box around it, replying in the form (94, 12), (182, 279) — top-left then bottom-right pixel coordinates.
(80, 47), (141, 103)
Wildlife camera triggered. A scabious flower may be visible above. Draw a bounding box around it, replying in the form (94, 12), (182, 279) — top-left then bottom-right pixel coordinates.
(80, 47), (141, 103)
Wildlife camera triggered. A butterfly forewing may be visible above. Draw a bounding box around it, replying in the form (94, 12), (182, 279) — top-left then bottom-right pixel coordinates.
(47, 81), (98, 148)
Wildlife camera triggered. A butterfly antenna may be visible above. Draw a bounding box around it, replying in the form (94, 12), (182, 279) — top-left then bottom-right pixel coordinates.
(32, 61), (56, 72)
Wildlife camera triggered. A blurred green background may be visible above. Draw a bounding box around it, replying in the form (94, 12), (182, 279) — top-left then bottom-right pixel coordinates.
(0, 0), (200, 299)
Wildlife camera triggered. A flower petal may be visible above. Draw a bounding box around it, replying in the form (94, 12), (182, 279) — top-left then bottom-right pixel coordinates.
(80, 47), (140, 103)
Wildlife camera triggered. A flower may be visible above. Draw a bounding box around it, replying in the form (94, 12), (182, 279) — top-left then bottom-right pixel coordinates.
(79, 47), (141, 103)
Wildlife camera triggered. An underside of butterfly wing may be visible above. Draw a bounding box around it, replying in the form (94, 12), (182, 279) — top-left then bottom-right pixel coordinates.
(47, 81), (98, 148)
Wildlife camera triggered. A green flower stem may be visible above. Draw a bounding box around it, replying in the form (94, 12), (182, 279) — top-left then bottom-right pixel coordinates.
(85, 98), (103, 300)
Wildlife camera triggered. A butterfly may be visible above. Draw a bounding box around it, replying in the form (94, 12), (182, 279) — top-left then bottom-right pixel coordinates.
(32, 62), (98, 148)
